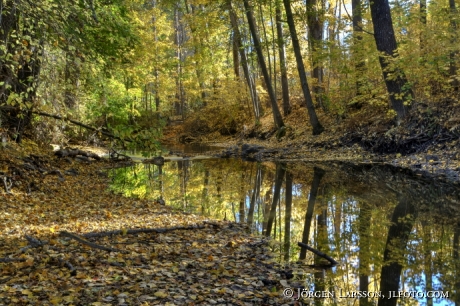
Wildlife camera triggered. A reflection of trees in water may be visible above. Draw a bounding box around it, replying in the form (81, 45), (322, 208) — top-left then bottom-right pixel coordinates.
(378, 196), (417, 306)
(109, 160), (460, 304)
(299, 167), (325, 260)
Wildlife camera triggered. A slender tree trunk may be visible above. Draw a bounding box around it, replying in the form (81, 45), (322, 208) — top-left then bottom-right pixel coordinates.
(284, 170), (293, 261)
(453, 222), (460, 305)
(232, 32), (240, 78)
(352, 0), (366, 97)
(283, 0), (324, 135)
(420, 0), (426, 49)
(239, 172), (245, 222)
(449, 0), (459, 91)
(243, 0), (284, 129)
(422, 222), (433, 306)
(299, 167), (325, 260)
(276, 1), (291, 116)
(265, 163), (285, 236)
(306, 0), (325, 109)
(151, 1), (161, 112)
(64, 51), (80, 109)
(369, 0), (414, 122)
(359, 202), (371, 306)
(227, 0), (261, 120)
(174, 7), (183, 116)
(185, 1), (207, 106)
(258, 3), (272, 84)
(247, 165), (262, 226)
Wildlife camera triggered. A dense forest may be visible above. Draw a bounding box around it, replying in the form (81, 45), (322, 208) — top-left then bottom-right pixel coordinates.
(0, 0), (458, 154)
(1, 1), (460, 304)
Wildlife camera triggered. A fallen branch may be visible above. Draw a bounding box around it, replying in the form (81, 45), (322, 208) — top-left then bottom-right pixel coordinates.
(82, 224), (206, 238)
(297, 242), (338, 265)
(0, 257), (26, 263)
(58, 258), (76, 275)
(32, 110), (131, 142)
(60, 231), (129, 253)
(55, 148), (101, 160)
(20, 235), (47, 253)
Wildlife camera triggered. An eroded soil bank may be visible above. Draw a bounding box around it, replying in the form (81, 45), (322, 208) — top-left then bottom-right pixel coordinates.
(162, 100), (460, 182)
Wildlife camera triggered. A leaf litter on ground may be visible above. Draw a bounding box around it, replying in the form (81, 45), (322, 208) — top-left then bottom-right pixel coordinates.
(0, 142), (304, 305)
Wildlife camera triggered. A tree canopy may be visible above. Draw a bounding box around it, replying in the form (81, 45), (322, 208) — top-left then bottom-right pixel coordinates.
(0, 0), (458, 145)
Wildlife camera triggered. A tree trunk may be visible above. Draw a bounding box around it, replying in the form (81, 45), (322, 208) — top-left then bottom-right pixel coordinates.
(64, 50), (81, 110)
(227, 0), (261, 120)
(185, 2), (208, 107)
(232, 32), (240, 78)
(299, 167), (325, 260)
(243, 0), (284, 129)
(265, 163), (285, 236)
(420, 0), (427, 49)
(449, 0), (459, 91)
(352, 0), (366, 97)
(378, 197), (416, 306)
(284, 170), (293, 261)
(306, 0), (325, 109)
(358, 202), (371, 306)
(282, 0), (324, 135)
(369, 0), (414, 122)
(276, 1), (291, 116)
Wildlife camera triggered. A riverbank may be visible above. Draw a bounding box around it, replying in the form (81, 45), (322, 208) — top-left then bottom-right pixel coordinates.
(0, 142), (299, 305)
(162, 99), (460, 182)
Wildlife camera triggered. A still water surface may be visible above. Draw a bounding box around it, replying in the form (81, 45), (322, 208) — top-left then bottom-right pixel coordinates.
(109, 148), (460, 305)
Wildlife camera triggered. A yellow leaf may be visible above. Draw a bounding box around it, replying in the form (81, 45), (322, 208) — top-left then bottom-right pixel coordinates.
(49, 297), (62, 305)
(154, 291), (168, 298)
(121, 228), (128, 236)
(50, 227), (55, 233)
(21, 289), (33, 297)
(76, 272), (86, 279)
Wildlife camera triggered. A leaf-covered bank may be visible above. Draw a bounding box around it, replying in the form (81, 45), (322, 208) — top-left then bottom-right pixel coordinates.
(164, 99), (460, 182)
(0, 143), (301, 305)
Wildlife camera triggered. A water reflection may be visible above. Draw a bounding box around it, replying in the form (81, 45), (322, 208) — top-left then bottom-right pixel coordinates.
(109, 159), (460, 305)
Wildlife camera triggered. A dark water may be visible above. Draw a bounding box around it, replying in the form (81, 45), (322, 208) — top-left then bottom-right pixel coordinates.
(109, 150), (460, 305)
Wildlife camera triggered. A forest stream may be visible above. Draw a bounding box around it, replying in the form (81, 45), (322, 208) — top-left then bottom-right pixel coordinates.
(108, 144), (460, 305)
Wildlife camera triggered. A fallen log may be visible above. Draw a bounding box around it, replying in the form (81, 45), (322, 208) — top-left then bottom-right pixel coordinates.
(297, 242), (338, 265)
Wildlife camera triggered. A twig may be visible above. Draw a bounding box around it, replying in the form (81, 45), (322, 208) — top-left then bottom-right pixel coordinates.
(297, 242), (338, 265)
(1, 175), (12, 193)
